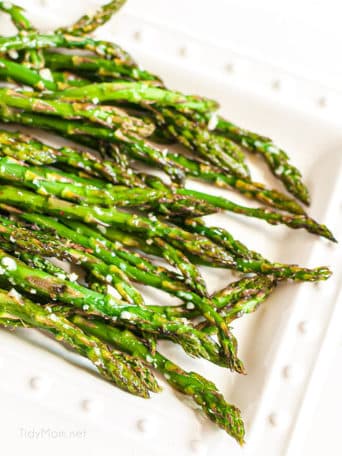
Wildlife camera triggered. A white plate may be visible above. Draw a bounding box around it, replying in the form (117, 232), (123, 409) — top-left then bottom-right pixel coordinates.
(0, 5), (341, 456)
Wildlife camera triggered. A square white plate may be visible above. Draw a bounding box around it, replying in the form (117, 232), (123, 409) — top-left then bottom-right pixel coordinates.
(0, 6), (341, 456)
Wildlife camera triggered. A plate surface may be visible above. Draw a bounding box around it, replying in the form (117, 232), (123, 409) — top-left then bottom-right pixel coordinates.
(0, 6), (341, 456)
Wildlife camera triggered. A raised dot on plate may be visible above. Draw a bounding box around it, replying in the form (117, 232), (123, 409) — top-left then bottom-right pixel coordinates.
(190, 440), (206, 454)
(298, 320), (310, 334)
(133, 31), (142, 42)
(283, 364), (303, 384)
(29, 376), (46, 391)
(271, 79), (281, 90)
(225, 63), (234, 73)
(318, 97), (327, 108)
(178, 46), (187, 57)
(268, 412), (290, 430)
(81, 399), (101, 413)
(268, 412), (279, 427)
(136, 418), (154, 434)
(282, 365), (293, 379)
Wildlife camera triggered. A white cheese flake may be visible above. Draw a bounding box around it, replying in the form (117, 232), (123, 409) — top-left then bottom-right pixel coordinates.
(207, 113), (218, 131)
(1, 257), (17, 271)
(120, 311), (132, 320)
(186, 302), (195, 310)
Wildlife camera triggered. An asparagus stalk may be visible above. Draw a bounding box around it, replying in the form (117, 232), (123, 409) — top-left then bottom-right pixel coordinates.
(0, 247), (227, 365)
(59, 29), (308, 205)
(150, 237), (208, 297)
(167, 151), (305, 215)
(1, 211), (326, 366)
(0, 288), (157, 397)
(0, 129), (142, 186)
(44, 52), (159, 83)
(50, 70), (92, 89)
(0, 146), (331, 239)
(0, 31), (136, 65)
(0, 88), (156, 133)
(178, 218), (264, 261)
(197, 276), (276, 333)
(18, 213), (188, 288)
(53, 81), (218, 114)
(1, 307), (244, 444)
(0, 185), (240, 265)
(0, 155), (215, 216)
(215, 117), (310, 205)
(141, 173), (333, 241)
(16, 251), (79, 283)
(57, 0), (127, 36)
(0, 157), (176, 209)
(0, 107), (185, 182)
(0, 57), (56, 90)
(0, 216), (145, 306)
(159, 108), (249, 178)
(145, 275), (276, 320)
(174, 190), (335, 241)
(69, 314), (245, 444)
(13, 214), (244, 307)
(0, 214), (241, 370)
(0, 1), (32, 30)
(100, 223), (332, 282)
(0, 1), (45, 69)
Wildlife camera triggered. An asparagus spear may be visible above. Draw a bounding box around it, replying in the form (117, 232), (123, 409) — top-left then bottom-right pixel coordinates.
(141, 173), (333, 240)
(0, 156), (179, 209)
(0, 1), (45, 69)
(58, 25), (310, 206)
(0, 145), (331, 239)
(143, 275), (276, 320)
(58, 26), (308, 205)
(0, 57), (56, 90)
(52, 81), (218, 114)
(0, 185), (240, 271)
(46, 61), (249, 178)
(0, 155), (213, 217)
(0, 246), (227, 365)
(158, 108), (249, 178)
(0, 129), (142, 186)
(68, 314), (245, 444)
(0, 306), (244, 444)
(0, 288), (157, 397)
(16, 251), (79, 283)
(44, 52), (159, 83)
(215, 117), (310, 205)
(5, 211), (328, 346)
(179, 218), (264, 261)
(167, 151), (305, 215)
(17, 213), (188, 287)
(0, 216), (145, 306)
(50, 70), (92, 89)
(0, 88), (156, 133)
(0, 31), (137, 65)
(0, 106), (185, 182)
(0, 214), (241, 370)
(197, 276), (277, 333)
(57, 0), (127, 36)
(0, 185), (240, 265)
(174, 189), (335, 241)
(100, 223), (332, 282)
(11, 213), (262, 308)
(0, 1), (32, 30)
(150, 237), (208, 297)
